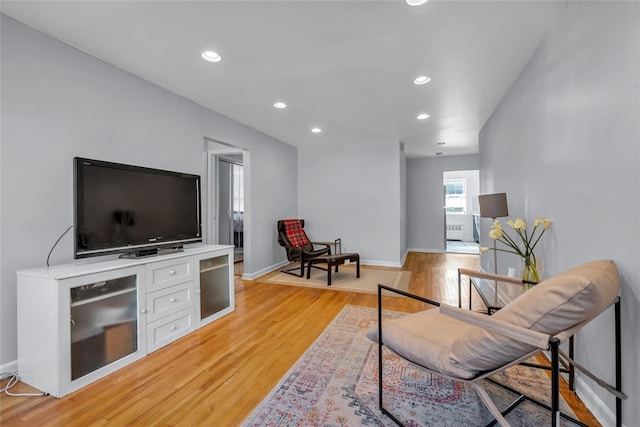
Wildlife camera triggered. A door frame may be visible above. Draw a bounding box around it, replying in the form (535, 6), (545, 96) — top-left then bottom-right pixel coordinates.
(204, 139), (250, 268)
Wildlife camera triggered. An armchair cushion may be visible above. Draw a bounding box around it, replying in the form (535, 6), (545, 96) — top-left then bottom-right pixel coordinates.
(449, 260), (620, 373)
(282, 219), (310, 248)
(379, 308), (481, 379)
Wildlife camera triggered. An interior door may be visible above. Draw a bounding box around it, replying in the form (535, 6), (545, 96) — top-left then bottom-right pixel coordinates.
(217, 157), (244, 263)
(217, 160), (232, 246)
(230, 162), (244, 260)
(443, 183), (447, 250)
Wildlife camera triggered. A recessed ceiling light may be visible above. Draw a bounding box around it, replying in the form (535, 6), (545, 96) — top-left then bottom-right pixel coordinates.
(435, 152), (443, 156)
(273, 102), (287, 109)
(417, 113), (430, 120)
(311, 127), (322, 133)
(436, 141), (446, 145)
(406, 0), (428, 6)
(201, 51), (222, 63)
(414, 76), (431, 85)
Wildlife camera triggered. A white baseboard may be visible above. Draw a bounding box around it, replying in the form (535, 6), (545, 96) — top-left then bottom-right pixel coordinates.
(408, 247), (447, 254)
(362, 259), (402, 268)
(400, 250), (408, 267)
(242, 259), (289, 280)
(575, 375), (619, 427)
(1, 360), (18, 375)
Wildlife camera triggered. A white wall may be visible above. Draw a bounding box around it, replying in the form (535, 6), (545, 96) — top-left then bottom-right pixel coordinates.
(407, 155), (479, 252)
(479, 2), (639, 425)
(0, 16), (297, 366)
(298, 136), (403, 266)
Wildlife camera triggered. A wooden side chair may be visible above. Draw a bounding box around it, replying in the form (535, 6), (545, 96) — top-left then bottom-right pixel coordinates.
(371, 260), (626, 427)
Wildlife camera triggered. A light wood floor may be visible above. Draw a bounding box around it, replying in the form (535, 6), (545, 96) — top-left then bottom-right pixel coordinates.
(0, 252), (599, 426)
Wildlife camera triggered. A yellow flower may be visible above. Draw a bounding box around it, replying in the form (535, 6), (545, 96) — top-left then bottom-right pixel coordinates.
(479, 246), (490, 254)
(509, 218), (526, 230)
(488, 228), (503, 240)
(535, 217), (552, 230)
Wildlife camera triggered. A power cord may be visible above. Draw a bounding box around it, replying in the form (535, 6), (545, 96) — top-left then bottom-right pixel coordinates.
(46, 225), (73, 267)
(0, 372), (48, 397)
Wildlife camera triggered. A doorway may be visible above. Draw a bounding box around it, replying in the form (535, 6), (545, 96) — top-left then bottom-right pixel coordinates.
(206, 139), (248, 278)
(443, 170), (480, 254)
(217, 156), (244, 263)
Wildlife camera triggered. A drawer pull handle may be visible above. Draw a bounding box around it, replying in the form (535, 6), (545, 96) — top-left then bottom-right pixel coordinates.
(170, 298), (177, 303)
(169, 270), (176, 275)
(170, 325), (177, 331)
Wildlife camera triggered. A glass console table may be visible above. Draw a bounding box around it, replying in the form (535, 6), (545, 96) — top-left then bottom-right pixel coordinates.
(457, 268), (527, 314)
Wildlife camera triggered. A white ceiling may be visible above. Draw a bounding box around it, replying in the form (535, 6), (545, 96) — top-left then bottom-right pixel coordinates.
(1, 1), (565, 159)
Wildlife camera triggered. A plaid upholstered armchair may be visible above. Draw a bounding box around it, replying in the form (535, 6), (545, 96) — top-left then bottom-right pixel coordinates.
(277, 219), (333, 277)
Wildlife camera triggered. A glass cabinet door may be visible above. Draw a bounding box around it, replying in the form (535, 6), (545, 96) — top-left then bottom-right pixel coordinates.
(70, 275), (137, 380)
(199, 256), (230, 320)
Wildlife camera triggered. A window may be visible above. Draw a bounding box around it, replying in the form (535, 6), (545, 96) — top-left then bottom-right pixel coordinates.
(445, 179), (467, 214)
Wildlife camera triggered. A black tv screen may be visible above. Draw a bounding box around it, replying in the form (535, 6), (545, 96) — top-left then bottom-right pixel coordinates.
(74, 157), (202, 259)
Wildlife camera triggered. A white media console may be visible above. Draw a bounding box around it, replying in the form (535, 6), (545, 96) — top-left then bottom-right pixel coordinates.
(16, 244), (234, 398)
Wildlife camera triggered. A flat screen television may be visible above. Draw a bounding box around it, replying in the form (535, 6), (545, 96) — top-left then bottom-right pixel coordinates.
(74, 157), (202, 259)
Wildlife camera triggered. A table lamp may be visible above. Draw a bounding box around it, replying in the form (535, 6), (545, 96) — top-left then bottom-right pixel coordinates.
(478, 193), (509, 275)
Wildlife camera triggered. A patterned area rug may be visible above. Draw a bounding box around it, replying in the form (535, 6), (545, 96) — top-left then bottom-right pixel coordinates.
(243, 305), (579, 427)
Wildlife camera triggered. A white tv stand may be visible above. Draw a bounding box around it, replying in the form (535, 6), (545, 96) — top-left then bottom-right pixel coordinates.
(16, 244), (234, 398)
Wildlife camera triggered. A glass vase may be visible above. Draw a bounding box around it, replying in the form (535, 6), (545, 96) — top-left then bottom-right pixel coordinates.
(521, 256), (542, 289)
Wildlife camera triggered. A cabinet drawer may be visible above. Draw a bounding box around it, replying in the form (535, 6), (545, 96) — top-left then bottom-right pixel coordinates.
(146, 307), (195, 353)
(145, 282), (194, 323)
(147, 258), (193, 292)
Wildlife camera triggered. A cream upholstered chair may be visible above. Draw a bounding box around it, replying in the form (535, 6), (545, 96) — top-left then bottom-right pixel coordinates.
(372, 260), (626, 427)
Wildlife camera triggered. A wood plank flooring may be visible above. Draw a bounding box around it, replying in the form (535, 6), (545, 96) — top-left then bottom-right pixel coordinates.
(0, 252), (599, 426)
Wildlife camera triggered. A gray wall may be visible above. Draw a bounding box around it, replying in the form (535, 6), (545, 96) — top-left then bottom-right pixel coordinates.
(298, 135), (403, 266)
(0, 16), (297, 366)
(479, 2), (639, 424)
(399, 148), (408, 262)
(407, 155), (480, 252)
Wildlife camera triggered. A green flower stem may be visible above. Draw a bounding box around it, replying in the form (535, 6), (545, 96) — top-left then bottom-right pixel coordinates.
(522, 256), (541, 283)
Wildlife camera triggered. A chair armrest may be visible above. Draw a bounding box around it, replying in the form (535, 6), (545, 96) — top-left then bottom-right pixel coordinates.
(310, 241), (332, 252)
(377, 284), (440, 308)
(311, 238), (341, 254)
(439, 304), (550, 349)
(458, 268), (523, 285)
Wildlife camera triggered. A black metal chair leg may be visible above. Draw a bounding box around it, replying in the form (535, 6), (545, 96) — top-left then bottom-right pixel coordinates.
(569, 336), (575, 390)
(615, 298), (622, 427)
(378, 289), (383, 411)
(551, 338), (560, 427)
